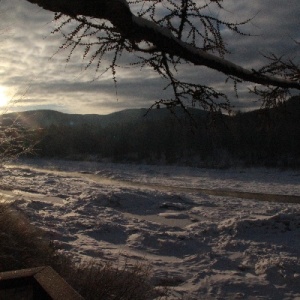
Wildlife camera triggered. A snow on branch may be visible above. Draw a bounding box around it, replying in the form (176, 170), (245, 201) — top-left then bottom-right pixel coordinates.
(131, 15), (300, 90)
(25, 0), (300, 91)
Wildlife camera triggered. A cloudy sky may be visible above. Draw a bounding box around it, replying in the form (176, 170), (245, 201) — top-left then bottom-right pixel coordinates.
(0, 0), (299, 115)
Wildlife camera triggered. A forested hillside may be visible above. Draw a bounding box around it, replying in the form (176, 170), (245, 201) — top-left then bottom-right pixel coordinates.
(2, 96), (300, 168)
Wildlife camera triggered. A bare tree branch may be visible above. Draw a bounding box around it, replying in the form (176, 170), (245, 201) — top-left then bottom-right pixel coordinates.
(22, 0), (300, 116)
(25, 0), (300, 90)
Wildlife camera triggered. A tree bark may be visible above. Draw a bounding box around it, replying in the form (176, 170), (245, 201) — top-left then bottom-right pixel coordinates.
(25, 0), (300, 90)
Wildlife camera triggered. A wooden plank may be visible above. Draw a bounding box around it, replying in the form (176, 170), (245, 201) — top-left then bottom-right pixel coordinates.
(0, 267), (44, 281)
(34, 266), (84, 300)
(0, 266), (85, 300)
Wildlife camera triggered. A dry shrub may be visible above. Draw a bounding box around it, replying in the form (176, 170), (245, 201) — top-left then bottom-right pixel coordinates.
(0, 203), (67, 272)
(67, 260), (162, 300)
(0, 203), (165, 299)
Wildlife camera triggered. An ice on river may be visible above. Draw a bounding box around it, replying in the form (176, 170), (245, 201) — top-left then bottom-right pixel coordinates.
(0, 159), (300, 299)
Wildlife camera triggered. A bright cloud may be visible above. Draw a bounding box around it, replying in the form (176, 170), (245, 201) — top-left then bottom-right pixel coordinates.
(0, 0), (299, 114)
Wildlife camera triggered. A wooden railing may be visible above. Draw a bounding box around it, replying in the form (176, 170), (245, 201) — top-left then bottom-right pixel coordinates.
(0, 266), (84, 299)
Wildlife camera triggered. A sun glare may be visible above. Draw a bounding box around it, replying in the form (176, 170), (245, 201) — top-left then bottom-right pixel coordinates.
(0, 86), (9, 108)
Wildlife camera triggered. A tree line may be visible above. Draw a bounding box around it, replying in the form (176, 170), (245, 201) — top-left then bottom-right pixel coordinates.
(29, 97), (300, 168)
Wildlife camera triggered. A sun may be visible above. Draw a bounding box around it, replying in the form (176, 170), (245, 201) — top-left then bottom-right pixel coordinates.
(0, 86), (10, 108)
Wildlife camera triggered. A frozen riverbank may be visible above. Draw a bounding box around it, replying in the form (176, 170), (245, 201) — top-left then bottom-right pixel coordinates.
(1, 159), (300, 299)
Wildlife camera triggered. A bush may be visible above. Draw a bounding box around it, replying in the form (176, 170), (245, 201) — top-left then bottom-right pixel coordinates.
(0, 203), (65, 271)
(0, 203), (163, 299)
(68, 260), (160, 300)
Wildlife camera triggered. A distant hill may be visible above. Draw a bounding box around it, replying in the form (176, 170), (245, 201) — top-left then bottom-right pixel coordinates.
(1, 96), (299, 168)
(0, 106), (207, 129)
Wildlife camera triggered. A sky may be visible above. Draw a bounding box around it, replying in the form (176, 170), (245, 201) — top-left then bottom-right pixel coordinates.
(0, 0), (299, 115)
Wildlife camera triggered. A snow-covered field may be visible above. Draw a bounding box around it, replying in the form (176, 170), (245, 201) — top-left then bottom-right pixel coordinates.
(1, 159), (300, 299)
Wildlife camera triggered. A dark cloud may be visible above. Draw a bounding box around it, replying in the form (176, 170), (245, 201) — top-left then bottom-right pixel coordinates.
(0, 0), (299, 114)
